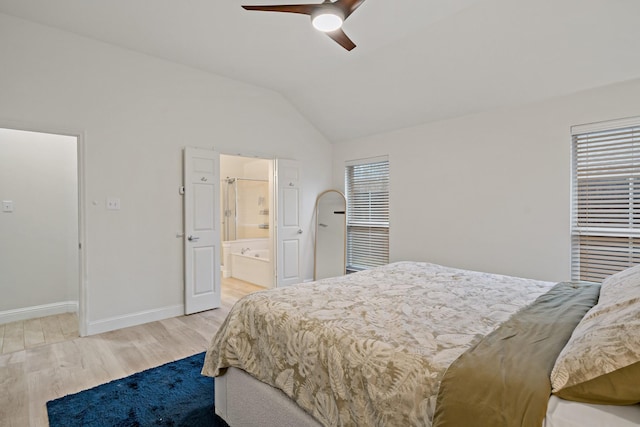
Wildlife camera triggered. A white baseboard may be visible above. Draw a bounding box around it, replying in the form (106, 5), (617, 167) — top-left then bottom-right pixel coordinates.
(0, 301), (78, 324)
(86, 304), (184, 336)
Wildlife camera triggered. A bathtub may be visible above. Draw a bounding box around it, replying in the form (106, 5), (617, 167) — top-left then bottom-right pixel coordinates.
(242, 249), (269, 259)
(230, 249), (273, 288)
(222, 238), (268, 278)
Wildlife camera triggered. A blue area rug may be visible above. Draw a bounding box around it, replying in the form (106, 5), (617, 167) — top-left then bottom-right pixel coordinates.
(47, 352), (229, 427)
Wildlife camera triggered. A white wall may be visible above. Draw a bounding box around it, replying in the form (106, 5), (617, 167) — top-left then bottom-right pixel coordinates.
(0, 13), (332, 334)
(0, 129), (78, 315)
(333, 78), (640, 282)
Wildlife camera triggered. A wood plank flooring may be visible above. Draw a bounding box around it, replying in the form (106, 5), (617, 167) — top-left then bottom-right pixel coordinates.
(0, 278), (264, 427)
(1, 313), (79, 355)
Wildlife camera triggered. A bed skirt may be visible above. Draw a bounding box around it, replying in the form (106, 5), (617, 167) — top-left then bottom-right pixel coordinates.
(215, 368), (640, 427)
(215, 367), (322, 427)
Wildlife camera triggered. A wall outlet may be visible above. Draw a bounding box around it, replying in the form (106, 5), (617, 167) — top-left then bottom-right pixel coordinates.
(2, 200), (14, 213)
(106, 197), (121, 210)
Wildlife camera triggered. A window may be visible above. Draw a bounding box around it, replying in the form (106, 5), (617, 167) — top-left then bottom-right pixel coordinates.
(571, 117), (640, 282)
(345, 156), (389, 271)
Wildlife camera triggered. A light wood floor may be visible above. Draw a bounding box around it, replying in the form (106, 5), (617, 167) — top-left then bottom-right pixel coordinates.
(1, 313), (79, 355)
(0, 277), (264, 427)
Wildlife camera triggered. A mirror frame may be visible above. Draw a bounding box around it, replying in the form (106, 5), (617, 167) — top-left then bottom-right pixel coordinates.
(314, 189), (347, 280)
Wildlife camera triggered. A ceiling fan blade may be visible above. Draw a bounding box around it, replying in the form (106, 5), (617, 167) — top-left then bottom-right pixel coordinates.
(326, 28), (356, 51)
(335, 0), (366, 19)
(241, 4), (317, 16)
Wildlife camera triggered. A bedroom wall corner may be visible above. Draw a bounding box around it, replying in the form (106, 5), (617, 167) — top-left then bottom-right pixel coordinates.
(0, 12), (332, 334)
(332, 78), (640, 282)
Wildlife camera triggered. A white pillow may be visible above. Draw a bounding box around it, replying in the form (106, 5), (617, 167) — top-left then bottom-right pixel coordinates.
(550, 265), (640, 405)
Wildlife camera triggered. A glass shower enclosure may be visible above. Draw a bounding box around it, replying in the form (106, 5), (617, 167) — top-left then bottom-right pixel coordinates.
(222, 177), (270, 241)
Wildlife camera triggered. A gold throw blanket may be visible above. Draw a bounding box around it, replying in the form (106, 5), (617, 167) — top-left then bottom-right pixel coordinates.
(433, 282), (600, 427)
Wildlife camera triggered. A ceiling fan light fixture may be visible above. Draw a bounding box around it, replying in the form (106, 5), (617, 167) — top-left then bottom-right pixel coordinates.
(241, 0), (362, 50)
(311, 9), (344, 32)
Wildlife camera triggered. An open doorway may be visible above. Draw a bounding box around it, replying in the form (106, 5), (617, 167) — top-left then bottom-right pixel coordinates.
(219, 154), (274, 294)
(184, 150), (302, 313)
(0, 127), (81, 353)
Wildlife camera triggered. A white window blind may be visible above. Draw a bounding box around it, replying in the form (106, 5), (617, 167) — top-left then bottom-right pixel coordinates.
(345, 157), (389, 271)
(571, 117), (640, 282)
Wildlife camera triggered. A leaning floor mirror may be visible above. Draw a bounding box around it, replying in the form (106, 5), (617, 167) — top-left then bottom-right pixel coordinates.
(314, 190), (347, 280)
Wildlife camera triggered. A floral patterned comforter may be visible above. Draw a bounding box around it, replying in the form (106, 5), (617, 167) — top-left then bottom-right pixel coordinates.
(202, 261), (554, 426)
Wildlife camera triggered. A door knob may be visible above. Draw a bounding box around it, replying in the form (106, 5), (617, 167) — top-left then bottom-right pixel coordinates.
(188, 235), (200, 241)
(297, 229), (303, 234)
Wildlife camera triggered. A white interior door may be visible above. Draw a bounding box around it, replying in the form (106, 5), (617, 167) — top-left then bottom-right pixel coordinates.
(184, 147), (221, 314)
(276, 159), (303, 286)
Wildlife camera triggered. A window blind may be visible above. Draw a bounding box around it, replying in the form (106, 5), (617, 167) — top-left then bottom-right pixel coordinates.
(571, 118), (640, 282)
(345, 158), (389, 271)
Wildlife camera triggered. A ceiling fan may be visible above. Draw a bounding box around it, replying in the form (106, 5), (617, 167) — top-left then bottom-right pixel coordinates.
(241, 0), (366, 51)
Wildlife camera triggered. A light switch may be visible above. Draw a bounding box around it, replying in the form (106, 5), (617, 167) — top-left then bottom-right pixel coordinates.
(106, 197), (121, 210)
(2, 200), (14, 213)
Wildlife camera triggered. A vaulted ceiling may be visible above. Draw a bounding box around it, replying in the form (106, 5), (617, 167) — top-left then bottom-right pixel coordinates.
(1, 0), (639, 142)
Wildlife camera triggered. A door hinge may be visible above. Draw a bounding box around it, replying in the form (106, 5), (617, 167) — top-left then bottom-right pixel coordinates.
(179, 186), (185, 195)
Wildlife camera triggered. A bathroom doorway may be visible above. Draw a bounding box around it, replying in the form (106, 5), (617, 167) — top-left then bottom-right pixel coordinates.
(219, 154), (275, 289)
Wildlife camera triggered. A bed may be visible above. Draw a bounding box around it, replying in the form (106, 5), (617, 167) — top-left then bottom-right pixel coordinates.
(202, 261), (640, 426)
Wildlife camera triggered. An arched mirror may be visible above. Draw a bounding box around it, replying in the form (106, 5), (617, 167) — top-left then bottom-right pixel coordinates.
(314, 190), (347, 280)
